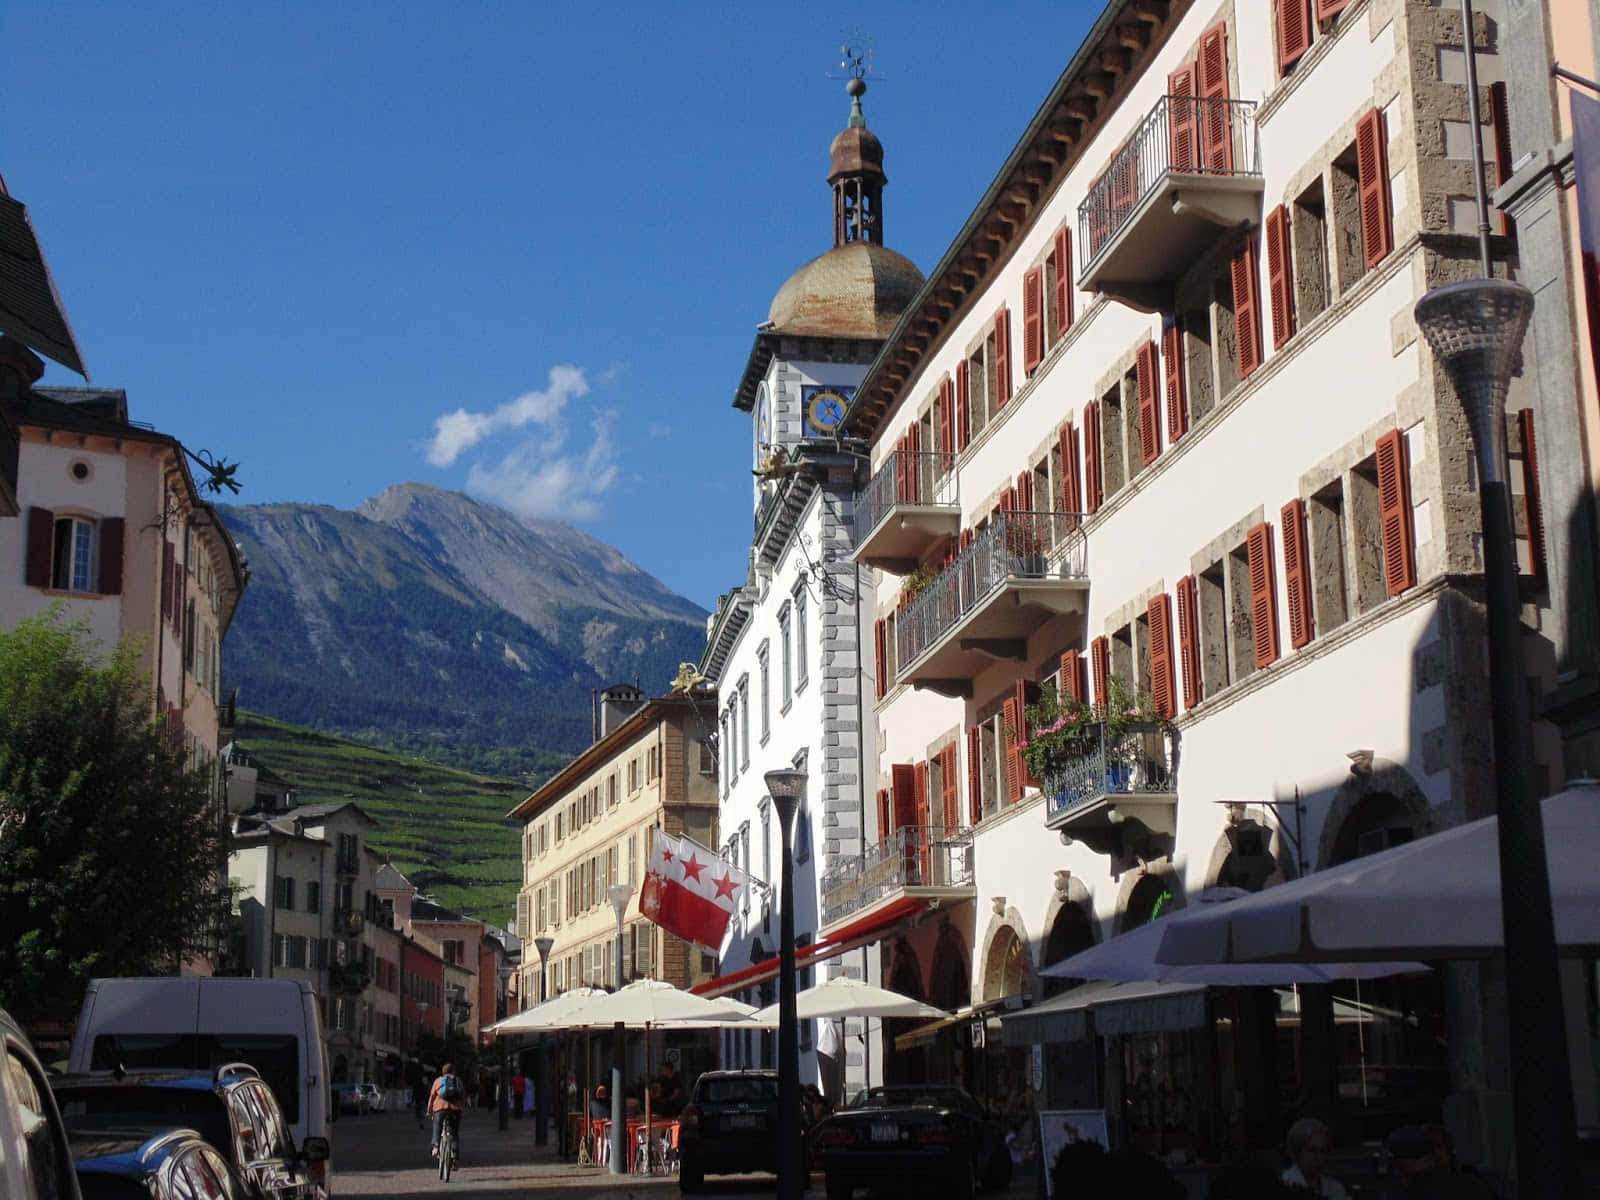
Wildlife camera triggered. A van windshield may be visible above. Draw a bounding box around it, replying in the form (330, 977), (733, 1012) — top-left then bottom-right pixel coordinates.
(89, 1034), (300, 1121)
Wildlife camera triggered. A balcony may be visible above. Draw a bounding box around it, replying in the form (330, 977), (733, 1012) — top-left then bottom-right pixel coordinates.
(895, 512), (1088, 698)
(853, 449), (960, 573)
(1077, 94), (1263, 312)
(820, 825), (974, 932)
(1043, 721), (1179, 856)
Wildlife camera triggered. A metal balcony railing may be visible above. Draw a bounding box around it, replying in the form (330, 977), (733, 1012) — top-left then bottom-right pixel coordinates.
(895, 511), (1088, 672)
(1078, 95), (1261, 268)
(854, 449), (958, 549)
(820, 825), (974, 927)
(1042, 721), (1179, 825)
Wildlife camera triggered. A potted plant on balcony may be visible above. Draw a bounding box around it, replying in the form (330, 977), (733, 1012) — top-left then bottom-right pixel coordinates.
(1019, 674), (1173, 796)
(899, 562), (938, 607)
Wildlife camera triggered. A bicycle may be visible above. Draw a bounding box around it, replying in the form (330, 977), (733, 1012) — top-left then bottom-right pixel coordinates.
(436, 1112), (459, 1182)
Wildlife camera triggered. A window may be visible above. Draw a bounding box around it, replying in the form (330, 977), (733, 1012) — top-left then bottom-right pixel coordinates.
(758, 642), (771, 744)
(738, 678), (751, 769)
(274, 876), (295, 911)
(608, 773), (619, 807)
(778, 604), (793, 708)
(739, 823), (751, 912)
(759, 798), (771, 883)
(25, 508), (124, 596)
(305, 881), (320, 914)
(793, 586), (809, 688)
(1275, 0), (1356, 77)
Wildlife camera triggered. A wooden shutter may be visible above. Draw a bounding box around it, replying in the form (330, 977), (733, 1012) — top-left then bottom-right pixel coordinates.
(1162, 319), (1188, 443)
(1315, 0), (1353, 22)
(25, 507), (54, 588)
(940, 745), (960, 830)
(1518, 409), (1547, 580)
(999, 697), (1020, 805)
(937, 374), (954, 458)
(1022, 267), (1045, 374)
(874, 619), (888, 699)
(876, 788), (891, 846)
(1060, 649), (1085, 703)
(1084, 400), (1103, 514)
(966, 726), (983, 825)
(1058, 421), (1081, 529)
(1276, 0), (1313, 73)
(1015, 678), (1040, 788)
(1247, 521), (1281, 668)
(1375, 429), (1416, 595)
(1197, 23), (1233, 173)
(955, 360), (971, 451)
(1136, 339), (1161, 466)
(1016, 469), (1035, 514)
(1356, 107), (1394, 269)
(99, 517), (125, 596)
(1053, 226), (1074, 332)
(1091, 636), (1110, 710)
(1489, 82), (1512, 235)
(1148, 593), (1176, 719)
(994, 307), (1013, 405)
(1231, 236), (1263, 379)
(893, 436), (908, 503)
(1281, 498), (1314, 648)
(913, 761), (931, 836)
(1265, 204), (1296, 349)
(891, 763), (918, 832)
(1168, 65), (1198, 171)
(1176, 574), (1201, 710)
(161, 540), (175, 618)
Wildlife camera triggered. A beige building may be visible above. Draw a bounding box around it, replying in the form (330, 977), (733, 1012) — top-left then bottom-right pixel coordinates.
(510, 685), (721, 1005)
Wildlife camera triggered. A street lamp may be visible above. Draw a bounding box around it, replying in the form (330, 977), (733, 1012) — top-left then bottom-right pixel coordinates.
(534, 936), (554, 1146)
(606, 881), (634, 1176)
(1414, 278), (1581, 1196)
(764, 766), (807, 1200)
(497, 963), (514, 1133)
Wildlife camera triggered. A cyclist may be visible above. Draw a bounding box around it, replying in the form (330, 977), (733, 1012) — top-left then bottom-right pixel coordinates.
(428, 1061), (468, 1166)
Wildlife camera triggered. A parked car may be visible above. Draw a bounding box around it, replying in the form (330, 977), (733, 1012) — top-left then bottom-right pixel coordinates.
(53, 1062), (329, 1200)
(70, 1127), (242, 1200)
(677, 1068), (808, 1192)
(814, 1084), (1011, 1200)
(355, 1084), (385, 1114)
(332, 1084), (367, 1116)
(0, 1005), (82, 1200)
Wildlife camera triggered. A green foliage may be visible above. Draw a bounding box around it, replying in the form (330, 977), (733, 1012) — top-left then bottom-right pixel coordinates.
(1015, 673), (1168, 779)
(0, 609), (222, 1022)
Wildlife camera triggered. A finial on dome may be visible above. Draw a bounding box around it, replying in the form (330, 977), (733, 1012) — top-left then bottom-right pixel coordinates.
(839, 35), (872, 128)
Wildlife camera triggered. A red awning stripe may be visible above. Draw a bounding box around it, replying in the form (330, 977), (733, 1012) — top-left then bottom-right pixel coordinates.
(691, 896), (930, 999)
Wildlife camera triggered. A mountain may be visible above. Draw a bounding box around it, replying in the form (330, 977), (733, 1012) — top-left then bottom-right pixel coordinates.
(218, 484), (708, 779)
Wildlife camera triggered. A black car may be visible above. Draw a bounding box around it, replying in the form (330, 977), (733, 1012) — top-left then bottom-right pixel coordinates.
(677, 1068), (809, 1192)
(814, 1084), (1011, 1200)
(52, 1063), (329, 1200)
(70, 1128), (243, 1200)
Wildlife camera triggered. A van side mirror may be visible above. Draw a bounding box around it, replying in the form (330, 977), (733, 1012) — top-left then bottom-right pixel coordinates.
(300, 1136), (331, 1163)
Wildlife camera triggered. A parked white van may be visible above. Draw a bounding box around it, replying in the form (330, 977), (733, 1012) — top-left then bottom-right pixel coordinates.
(67, 977), (333, 1193)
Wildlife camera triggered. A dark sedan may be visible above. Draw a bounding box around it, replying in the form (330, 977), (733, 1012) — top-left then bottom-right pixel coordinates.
(814, 1085), (1011, 1200)
(677, 1068), (809, 1191)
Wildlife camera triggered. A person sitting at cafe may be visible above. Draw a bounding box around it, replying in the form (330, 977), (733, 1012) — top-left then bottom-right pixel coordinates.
(1385, 1125), (1495, 1198)
(590, 1084), (612, 1120)
(655, 1060), (684, 1117)
(1281, 1117), (1348, 1199)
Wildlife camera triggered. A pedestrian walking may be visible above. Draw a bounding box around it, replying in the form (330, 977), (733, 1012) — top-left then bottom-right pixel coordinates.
(522, 1071), (535, 1126)
(511, 1069), (526, 1119)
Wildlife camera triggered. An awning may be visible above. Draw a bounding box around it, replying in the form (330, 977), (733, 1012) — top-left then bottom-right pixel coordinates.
(893, 1001), (1005, 1051)
(999, 980), (1208, 1046)
(692, 896), (930, 1000)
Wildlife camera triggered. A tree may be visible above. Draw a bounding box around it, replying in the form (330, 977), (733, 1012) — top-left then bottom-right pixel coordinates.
(0, 609), (221, 1022)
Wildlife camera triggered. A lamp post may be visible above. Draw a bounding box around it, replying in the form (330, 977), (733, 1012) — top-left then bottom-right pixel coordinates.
(606, 882), (634, 1176)
(1415, 278), (1581, 1197)
(764, 766), (807, 1200)
(534, 936), (554, 1146)
(497, 963), (514, 1132)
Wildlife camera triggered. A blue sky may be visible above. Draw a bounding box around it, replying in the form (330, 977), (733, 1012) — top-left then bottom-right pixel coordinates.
(4, 3), (1094, 611)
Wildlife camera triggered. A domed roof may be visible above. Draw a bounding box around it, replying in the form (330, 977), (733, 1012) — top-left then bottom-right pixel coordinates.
(829, 124), (884, 183)
(767, 241), (925, 340)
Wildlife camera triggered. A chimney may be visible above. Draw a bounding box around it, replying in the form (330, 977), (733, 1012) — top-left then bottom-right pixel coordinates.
(598, 684), (647, 739)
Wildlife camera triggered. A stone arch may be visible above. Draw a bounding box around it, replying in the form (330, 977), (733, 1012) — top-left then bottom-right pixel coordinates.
(885, 936), (925, 1000)
(927, 920), (971, 1011)
(1317, 759), (1430, 869)
(1203, 806), (1290, 892)
(1115, 868), (1184, 935)
(1039, 872), (1098, 998)
(978, 906), (1035, 1003)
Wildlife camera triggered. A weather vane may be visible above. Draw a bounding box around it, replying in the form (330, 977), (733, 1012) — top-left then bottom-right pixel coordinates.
(184, 445), (243, 495)
(831, 28), (880, 85)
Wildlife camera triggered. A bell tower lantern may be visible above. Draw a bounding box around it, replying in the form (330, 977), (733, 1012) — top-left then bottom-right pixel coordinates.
(828, 77), (886, 248)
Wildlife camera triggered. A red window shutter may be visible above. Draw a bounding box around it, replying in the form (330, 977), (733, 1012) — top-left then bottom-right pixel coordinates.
(960, 527), (973, 551)
(1276, 0), (1313, 73)
(1231, 236), (1264, 379)
(1058, 421), (1081, 529)
(1168, 65), (1198, 171)
(1084, 400), (1103, 514)
(1247, 521), (1281, 668)
(25, 507), (54, 588)
(1015, 678), (1040, 787)
(891, 763), (918, 831)
(1016, 469), (1035, 513)
(1375, 428), (1416, 595)
(1060, 649), (1084, 703)
(1197, 23), (1233, 172)
(1091, 636), (1110, 710)
(1053, 226), (1074, 332)
(1176, 575), (1202, 710)
(893, 436), (908, 504)
(161, 540), (175, 619)
(913, 760), (930, 833)
(1148, 594), (1176, 719)
(99, 517), (125, 596)
(1518, 409), (1547, 580)
(874, 618), (888, 699)
(966, 726), (983, 825)
(1356, 107), (1394, 269)
(1265, 204), (1296, 349)
(994, 307), (1013, 405)
(1315, 0), (1352, 22)
(1022, 266), (1045, 374)
(1162, 320), (1188, 443)
(940, 745), (960, 830)
(1489, 82), (1512, 234)
(1001, 696), (1023, 805)
(955, 360), (971, 450)
(1136, 339), (1161, 466)
(876, 788), (891, 846)
(938, 375), (954, 458)
(907, 422), (921, 458)
(1281, 498), (1314, 648)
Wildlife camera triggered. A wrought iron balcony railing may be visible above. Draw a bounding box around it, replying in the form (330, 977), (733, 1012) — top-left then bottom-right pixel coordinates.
(895, 511), (1087, 674)
(855, 449), (957, 548)
(1042, 721), (1179, 826)
(820, 824), (974, 928)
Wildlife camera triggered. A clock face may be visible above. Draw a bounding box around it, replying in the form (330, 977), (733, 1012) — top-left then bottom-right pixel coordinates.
(803, 386), (849, 436)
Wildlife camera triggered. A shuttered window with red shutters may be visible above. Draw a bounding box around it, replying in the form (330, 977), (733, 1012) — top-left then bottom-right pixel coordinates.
(1136, 339), (1161, 467)
(1016, 469), (1035, 514)
(940, 745), (960, 831)
(876, 788), (891, 846)
(1231, 236), (1264, 379)
(1022, 267), (1045, 375)
(1518, 409), (1547, 581)
(1176, 575), (1202, 710)
(1247, 521), (1281, 668)
(1058, 421), (1081, 530)
(937, 375), (954, 459)
(99, 517), (125, 597)
(1060, 648), (1085, 703)
(1168, 65), (1199, 171)
(891, 763), (918, 834)
(1014, 678), (1040, 789)
(1315, 0), (1352, 21)
(1356, 108), (1394, 269)
(966, 726), (983, 825)
(1149, 594), (1176, 719)
(1054, 226), (1074, 334)
(1281, 498), (1314, 648)
(1197, 23), (1233, 173)
(955, 360), (971, 451)
(1265, 204), (1296, 349)
(1375, 429), (1416, 595)
(1276, 0), (1313, 73)
(1162, 320), (1188, 443)
(1000, 695), (1021, 806)
(914, 760), (931, 835)
(1084, 400), (1104, 514)
(874, 618), (888, 699)
(1091, 636), (1110, 710)
(25, 507), (54, 589)
(994, 307), (1013, 405)
(161, 539), (175, 619)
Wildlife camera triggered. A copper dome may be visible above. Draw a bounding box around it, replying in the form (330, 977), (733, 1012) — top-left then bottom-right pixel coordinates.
(766, 241), (925, 340)
(829, 124), (884, 184)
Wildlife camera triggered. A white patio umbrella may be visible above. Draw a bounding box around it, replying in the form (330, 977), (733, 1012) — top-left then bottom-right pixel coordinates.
(484, 986), (610, 1036)
(563, 978), (768, 1029)
(751, 976), (950, 1022)
(1156, 782), (1600, 965)
(1041, 888), (1427, 984)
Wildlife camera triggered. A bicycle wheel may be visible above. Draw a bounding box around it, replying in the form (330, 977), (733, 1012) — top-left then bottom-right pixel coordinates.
(438, 1128), (453, 1182)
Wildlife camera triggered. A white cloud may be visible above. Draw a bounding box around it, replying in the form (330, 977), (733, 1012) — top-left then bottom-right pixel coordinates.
(424, 364), (589, 467)
(648, 422), (673, 440)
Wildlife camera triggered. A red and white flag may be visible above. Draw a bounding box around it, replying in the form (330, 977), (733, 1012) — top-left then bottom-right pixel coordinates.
(638, 829), (751, 949)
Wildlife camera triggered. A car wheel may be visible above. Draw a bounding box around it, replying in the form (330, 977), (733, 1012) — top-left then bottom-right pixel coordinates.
(983, 1144), (1013, 1191)
(825, 1174), (852, 1200)
(679, 1155), (704, 1193)
(949, 1153), (978, 1200)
